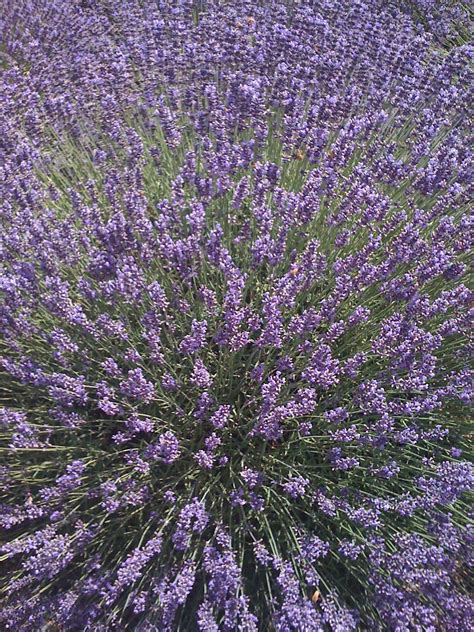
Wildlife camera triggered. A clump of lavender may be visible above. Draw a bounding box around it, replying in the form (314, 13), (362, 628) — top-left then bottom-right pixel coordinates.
(398, 0), (473, 45)
(0, 1), (472, 630)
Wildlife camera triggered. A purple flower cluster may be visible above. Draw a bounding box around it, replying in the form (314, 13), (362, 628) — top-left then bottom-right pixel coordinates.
(0, 0), (472, 630)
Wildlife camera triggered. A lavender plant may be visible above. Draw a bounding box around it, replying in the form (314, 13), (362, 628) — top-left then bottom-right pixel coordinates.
(398, 0), (473, 45)
(1, 1), (473, 630)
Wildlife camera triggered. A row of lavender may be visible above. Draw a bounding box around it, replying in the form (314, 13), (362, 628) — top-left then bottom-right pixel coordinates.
(1, 1), (473, 630)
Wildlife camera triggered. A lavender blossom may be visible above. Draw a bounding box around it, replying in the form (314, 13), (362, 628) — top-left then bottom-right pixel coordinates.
(0, 1), (472, 629)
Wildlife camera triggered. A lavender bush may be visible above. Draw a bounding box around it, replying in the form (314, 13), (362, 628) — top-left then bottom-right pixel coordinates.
(0, 1), (473, 630)
(398, 0), (473, 45)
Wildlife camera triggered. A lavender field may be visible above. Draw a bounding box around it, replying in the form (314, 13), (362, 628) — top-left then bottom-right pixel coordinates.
(0, 1), (473, 630)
